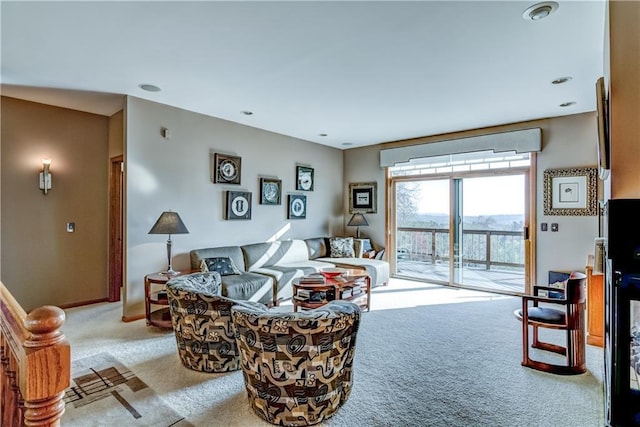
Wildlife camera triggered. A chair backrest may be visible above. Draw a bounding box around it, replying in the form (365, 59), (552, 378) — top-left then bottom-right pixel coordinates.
(564, 272), (587, 304)
(166, 272), (242, 372)
(231, 301), (361, 425)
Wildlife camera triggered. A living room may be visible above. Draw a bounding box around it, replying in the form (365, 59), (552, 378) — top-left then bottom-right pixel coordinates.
(1, 1), (639, 426)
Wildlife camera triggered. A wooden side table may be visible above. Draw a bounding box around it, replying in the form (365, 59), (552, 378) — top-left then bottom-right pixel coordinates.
(144, 271), (194, 328)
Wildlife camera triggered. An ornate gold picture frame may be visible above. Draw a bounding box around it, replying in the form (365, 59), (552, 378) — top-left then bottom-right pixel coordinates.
(349, 182), (377, 214)
(543, 167), (597, 216)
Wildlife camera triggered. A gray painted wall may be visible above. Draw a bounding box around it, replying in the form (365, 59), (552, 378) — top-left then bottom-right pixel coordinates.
(344, 113), (600, 284)
(124, 96), (343, 317)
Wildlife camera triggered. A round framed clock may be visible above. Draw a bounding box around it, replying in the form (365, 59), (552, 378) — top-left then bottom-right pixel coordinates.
(220, 159), (238, 181)
(214, 153), (241, 184)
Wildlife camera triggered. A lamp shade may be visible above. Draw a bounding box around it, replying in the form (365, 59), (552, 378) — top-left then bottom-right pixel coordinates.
(347, 213), (369, 227)
(148, 211), (189, 235)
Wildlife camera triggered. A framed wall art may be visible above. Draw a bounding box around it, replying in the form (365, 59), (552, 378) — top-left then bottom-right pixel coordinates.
(213, 153), (241, 185)
(595, 76), (610, 180)
(288, 195), (307, 219)
(226, 191), (252, 220)
(349, 182), (377, 214)
(296, 166), (314, 191)
(260, 178), (281, 205)
(543, 167), (597, 216)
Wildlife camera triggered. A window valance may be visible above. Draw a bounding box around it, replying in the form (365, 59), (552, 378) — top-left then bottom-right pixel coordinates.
(379, 128), (541, 167)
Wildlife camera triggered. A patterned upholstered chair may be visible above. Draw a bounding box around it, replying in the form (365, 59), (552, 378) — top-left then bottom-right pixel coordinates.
(166, 272), (244, 373)
(231, 301), (361, 426)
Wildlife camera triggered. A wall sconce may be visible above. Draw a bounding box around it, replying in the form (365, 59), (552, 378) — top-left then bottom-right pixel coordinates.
(39, 159), (52, 194)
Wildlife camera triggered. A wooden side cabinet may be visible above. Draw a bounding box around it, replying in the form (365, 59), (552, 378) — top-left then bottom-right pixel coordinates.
(586, 256), (604, 347)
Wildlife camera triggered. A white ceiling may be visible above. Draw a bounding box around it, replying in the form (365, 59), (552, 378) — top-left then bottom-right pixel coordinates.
(1, 1), (606, 149)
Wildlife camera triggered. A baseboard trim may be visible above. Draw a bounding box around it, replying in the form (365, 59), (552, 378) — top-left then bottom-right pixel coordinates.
(59, 298), (108, 309)
(122, 313), (145, 323)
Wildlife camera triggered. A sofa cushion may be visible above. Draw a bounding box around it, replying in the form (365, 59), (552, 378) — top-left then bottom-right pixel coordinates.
(220, 273), (274, 304)
(242, 240), (309, 269)
(191, 246), (246, 271)
(201, 257), (242, 276)
(330, 237), (355, 258)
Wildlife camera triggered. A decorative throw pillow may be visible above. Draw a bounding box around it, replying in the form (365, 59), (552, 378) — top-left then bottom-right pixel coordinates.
(330, 237), (355, 258)
(200, 257), (241, 276)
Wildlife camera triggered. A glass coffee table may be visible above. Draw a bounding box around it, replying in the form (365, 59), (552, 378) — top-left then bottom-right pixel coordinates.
(293, 268), (371, 312)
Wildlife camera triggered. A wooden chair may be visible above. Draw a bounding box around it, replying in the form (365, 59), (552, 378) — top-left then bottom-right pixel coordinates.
(514, 272), (587, 375)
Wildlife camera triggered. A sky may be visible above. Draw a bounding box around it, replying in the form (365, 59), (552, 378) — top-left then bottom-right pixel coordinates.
(416, 175), (525, 216)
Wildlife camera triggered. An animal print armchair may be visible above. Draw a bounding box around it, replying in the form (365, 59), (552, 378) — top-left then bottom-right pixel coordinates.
(166, 272), (259, 373)
(231, 300), (361, 426)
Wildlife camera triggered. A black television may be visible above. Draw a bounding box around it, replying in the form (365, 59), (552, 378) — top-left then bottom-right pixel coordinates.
(595, 76), (610, 180)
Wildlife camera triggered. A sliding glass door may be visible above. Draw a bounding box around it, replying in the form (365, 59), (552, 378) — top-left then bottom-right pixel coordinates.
(391, 160), (531, 294)
(453, 175), (527, 293)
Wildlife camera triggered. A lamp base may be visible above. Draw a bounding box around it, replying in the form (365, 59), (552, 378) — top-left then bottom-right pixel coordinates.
(161, 269), (179, 276)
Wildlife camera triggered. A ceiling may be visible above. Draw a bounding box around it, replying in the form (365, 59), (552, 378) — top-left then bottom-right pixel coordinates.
(1, 1), (606, 149)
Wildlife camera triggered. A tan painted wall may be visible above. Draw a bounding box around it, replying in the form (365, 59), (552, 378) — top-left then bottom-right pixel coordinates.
(344, 113), (600, 282)
(1, 97), (109, 311)
(609, 1), (640, 197)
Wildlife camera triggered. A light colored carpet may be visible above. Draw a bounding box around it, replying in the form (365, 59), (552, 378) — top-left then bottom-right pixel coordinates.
(64, 352), (192, 426)
(62, 278), (604, 426)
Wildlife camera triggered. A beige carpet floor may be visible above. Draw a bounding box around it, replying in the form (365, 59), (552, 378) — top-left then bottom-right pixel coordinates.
(61, 278), (604, 426)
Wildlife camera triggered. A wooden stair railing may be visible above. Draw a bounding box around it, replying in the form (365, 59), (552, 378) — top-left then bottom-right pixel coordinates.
(1, 282), (70, 426)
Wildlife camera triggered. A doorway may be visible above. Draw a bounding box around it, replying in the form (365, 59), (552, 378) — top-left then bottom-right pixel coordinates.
(108, 155), (123, 302)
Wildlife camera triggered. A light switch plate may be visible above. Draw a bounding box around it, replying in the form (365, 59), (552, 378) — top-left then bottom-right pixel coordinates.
(541, 223), (548, 231)
(66, 222), (75, 232)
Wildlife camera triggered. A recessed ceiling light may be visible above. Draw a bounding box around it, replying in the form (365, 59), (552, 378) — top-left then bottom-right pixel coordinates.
(240, 111), (253, 116)
(522, 2), (559, 20)
(552, 76), (572, 85)
(559, 101), (576, 107)
(318, 133), (328, 137)
(138, 83), (161, 92)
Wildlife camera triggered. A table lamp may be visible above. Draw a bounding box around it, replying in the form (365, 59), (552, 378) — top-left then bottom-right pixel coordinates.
(148, 211), (189, 275)
(347, 213), (369, 239)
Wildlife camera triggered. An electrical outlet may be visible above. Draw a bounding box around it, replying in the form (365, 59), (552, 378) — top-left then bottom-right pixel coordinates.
(541, 223), (548, 231)
(551, 223), (558, 232)
(66, 222), (75, 233)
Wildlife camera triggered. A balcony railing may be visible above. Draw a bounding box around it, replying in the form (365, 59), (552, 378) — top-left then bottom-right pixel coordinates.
(397, 227), (525, 271)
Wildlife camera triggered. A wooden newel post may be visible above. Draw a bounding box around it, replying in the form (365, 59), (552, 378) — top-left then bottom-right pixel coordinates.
(1, 283), (71, 427)
(21, 306), (70, 427)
